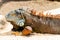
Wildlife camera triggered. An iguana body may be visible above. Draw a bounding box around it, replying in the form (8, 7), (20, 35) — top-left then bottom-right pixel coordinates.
(6, 8), (60, 34)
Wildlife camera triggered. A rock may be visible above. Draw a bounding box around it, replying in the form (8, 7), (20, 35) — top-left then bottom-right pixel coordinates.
(0, 15), (13, 34)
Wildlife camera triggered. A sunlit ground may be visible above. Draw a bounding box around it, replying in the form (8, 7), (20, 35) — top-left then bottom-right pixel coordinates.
(0, 0), (60, 40)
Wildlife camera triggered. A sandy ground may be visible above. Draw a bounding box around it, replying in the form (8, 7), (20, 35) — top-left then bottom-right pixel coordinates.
(0, 1), (60, 15)
(0, 1), (60, 40)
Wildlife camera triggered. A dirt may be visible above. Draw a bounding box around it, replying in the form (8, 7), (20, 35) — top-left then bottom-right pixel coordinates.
(0, 1), (60, 15)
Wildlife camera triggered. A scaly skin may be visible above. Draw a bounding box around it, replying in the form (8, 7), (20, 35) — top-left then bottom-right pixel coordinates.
(6, 9), (26, 31)
(6, 8), (60, 34)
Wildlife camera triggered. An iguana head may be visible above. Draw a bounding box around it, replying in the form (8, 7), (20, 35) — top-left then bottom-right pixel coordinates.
(5, 9), (26, 27)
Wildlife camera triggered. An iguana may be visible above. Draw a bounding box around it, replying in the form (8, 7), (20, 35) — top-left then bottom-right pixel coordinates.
(5, 8), (60, 35)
